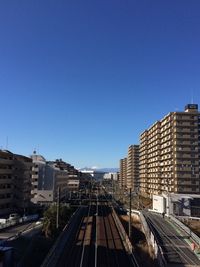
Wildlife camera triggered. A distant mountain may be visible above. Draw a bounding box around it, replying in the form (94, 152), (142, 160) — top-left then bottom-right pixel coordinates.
(79, 167), (119, 173)
(96, 168), (119, 173)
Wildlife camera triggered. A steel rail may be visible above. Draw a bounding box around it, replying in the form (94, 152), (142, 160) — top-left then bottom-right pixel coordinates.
(95, 195), (98, 267)
(61, 208), (88, 267)
(111, 206), (140, 267)
(98, 203), (110, 266)
(102, 203), (119, 267)
(79, 202), (93, 267)
(100, 202), (139, 267)
(106, 205), (121, 267)
(157, 216), (198, 265)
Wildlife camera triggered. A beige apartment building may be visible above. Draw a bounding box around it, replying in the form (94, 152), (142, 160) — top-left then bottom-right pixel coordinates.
(139, 104), (200, 197)
(127, 145), (139, 190)
(0, 150), (32, 216)
(119, 158), (127, 189)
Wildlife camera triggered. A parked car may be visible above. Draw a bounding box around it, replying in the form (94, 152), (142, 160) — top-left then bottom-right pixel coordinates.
(8, 213), (20, 222)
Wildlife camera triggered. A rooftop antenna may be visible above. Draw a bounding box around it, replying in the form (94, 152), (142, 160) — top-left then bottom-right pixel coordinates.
(191, 89), (194, 104)
(6, 136), (8, 150)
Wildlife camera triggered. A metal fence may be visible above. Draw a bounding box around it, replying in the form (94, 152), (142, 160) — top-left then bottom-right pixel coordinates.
(0, 214), (39, 231)
(111, 207), (139, 267)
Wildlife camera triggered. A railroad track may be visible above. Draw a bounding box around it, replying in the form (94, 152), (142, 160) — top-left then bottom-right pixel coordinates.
(57, 204), (96, 267)
(144, 212), (200, 266)
(50, 200), (139, 267)
(97, 203), (133, 267)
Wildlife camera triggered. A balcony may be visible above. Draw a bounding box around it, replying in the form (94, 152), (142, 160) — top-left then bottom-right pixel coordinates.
(0, 158), (13, 165)
(174, 147), (198, 152)
(174, 140), (198, 146)
(174, 122), (198, 127)
(32, 167), (39, 172)
(174, 154), (198, 159)
(0, 169), (13, 174)
(0, 187), (12, 193)
(0, 198), (12, 204)
(174, 134), (198, 139)
(174, 173), (198, 179)
(174, 159), (198, 165)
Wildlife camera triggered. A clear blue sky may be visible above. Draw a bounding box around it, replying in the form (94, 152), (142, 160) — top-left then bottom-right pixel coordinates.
(0, 0), (200, 168)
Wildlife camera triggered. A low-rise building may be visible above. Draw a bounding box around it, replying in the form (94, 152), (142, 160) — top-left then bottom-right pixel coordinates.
(152, 193), (200, 217)
(103, 172), (119, 181)
(31, 153), (80, 204)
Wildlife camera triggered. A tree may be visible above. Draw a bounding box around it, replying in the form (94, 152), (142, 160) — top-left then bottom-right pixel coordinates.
(42, 204), (75, 238)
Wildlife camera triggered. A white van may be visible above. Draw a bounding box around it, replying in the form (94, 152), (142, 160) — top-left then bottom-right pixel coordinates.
(8, 213), (20, 222)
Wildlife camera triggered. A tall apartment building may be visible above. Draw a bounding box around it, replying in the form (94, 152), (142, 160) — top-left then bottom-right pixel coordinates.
(127, 145), (139, 190)
(119, 157), (127, 189)
(0, 150), (32, 216)
(139, 131), (148, 195)
(139, 104), (200, 197)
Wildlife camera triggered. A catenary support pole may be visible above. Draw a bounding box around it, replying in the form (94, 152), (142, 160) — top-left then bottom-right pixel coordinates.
(56, 187), (60, 229)
(129, 188), (132, 239)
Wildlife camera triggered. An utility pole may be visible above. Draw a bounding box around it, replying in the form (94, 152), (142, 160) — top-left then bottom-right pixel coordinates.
(56, 187), (60, 229)
(112, 179), (114, 202)
(23, 196), (26, 216)
(123, 187), (125, 203)
(129, 188), (132, 239)
(80, 190), (82, 206)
